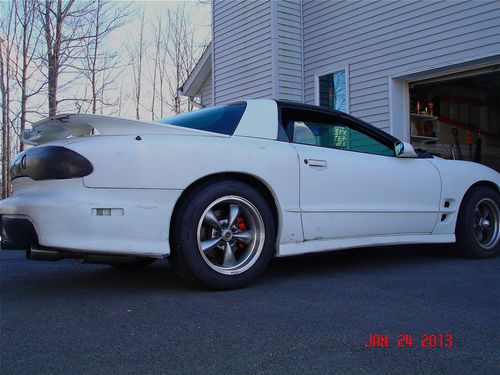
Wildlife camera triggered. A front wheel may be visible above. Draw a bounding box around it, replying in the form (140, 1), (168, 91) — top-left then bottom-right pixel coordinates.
(455, 186), (500, 258)
(169, 180), (276, 290)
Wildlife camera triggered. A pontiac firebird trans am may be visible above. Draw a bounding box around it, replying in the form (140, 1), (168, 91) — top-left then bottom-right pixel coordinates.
(1, 100), (499, 289)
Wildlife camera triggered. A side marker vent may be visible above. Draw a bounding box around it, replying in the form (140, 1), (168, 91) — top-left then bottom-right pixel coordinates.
(92, 208), (124, 216)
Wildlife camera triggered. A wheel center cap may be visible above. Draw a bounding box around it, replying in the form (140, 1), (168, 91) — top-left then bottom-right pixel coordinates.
(479, 218), (490, 229)
(222, 229), (233, 241)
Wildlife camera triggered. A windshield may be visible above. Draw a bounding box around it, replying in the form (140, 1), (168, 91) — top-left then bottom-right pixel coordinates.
(157, 102), (247, 135)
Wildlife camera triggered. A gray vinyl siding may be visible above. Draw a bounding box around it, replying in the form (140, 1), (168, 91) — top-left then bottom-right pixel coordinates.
(200, 73), (212, 107)
(277, 0), (303, 102)
(302, 0), (500, 132)
(213, 0), (273, 104)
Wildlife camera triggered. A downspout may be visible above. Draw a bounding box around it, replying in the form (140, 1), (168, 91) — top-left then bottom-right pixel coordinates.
(270, 0), (279, 100)
(211, 0), (216, 105)
(300, 0), (305, 103)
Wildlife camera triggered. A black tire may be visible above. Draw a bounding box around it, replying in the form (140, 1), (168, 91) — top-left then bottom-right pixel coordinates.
(169, 180), (276, 290)
(455, 186), (500, 258)
(1, 225), (25, 250)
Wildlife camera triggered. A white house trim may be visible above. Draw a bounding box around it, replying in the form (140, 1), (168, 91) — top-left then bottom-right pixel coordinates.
(388, 78), (409, 141)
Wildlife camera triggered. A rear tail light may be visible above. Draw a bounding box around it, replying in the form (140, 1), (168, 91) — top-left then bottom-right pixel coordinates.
(10, 146), (93, 181)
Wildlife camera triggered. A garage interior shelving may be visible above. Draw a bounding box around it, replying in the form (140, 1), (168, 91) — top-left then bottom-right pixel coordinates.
(409, 67), (500, 171)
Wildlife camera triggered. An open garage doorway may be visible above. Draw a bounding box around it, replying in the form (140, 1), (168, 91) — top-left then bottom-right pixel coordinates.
(409, 66), (500, 171)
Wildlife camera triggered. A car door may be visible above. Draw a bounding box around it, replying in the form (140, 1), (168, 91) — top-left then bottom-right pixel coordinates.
(282, 108), (441, 241)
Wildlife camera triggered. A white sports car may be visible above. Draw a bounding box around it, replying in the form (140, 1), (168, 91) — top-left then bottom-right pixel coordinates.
(1, 100), (499, 289)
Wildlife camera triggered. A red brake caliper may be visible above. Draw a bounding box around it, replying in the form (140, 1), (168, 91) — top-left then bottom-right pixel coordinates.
(237, 217), (247, 248)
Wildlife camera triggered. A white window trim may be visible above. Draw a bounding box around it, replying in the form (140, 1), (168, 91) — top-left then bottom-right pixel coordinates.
(314, 66), (350, 114)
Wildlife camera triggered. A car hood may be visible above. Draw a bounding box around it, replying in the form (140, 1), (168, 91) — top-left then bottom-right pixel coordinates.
(23, 113), (221, 145)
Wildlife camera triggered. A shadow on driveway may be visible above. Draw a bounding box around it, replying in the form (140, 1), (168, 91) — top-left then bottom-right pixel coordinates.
(0, 244), (461, 294)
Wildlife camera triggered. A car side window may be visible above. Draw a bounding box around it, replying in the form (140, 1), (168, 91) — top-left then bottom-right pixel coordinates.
(291, 120), (394, 157)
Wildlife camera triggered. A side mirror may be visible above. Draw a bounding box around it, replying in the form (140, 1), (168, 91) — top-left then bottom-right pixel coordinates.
(395, 141), (418, 158)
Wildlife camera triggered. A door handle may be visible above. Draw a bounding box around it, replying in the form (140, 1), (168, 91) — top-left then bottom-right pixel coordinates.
(305, 159), (327, 168)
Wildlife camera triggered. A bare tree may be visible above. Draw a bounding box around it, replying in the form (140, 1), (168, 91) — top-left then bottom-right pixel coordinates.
(0, 0), (210, 180)
(36, 0), (93, 117)
(158, 43), (168, 118)
(0, 2), (17, 198)
(150, 15), (162, 120)
(157, 23), (170, 119)
(116, 82), (125, 117)
(80, 0), (128, 114)
(130, 7), (146, 120)
(164, 4), (198, 115)
(1, 37), (11, 199)
(14, 0), (44, 152)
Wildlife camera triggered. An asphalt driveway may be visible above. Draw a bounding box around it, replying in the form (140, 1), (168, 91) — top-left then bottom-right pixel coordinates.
(1, 246), (499, 374)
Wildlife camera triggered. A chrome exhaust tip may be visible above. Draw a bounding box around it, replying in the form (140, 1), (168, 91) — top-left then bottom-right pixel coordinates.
(26, 245), (73, 261)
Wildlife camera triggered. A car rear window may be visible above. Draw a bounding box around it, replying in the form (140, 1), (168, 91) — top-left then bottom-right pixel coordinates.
(157, 102), (247, 135)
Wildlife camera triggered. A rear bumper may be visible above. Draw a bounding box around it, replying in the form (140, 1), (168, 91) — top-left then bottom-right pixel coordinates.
(0, 178), (182, 257)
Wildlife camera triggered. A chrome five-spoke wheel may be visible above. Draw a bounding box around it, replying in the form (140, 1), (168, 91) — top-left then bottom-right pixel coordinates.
(197, 196), (265, 275)
(169, 180), (275, 289)
(472, 198), (500, 250)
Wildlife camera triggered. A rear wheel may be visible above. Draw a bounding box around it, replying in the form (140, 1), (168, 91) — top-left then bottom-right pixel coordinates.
(456, 186), (500, 258)
(169, 180), (276, 290)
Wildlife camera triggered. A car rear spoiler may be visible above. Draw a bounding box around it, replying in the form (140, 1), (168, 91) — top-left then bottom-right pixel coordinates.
(23, 113), (212, 145)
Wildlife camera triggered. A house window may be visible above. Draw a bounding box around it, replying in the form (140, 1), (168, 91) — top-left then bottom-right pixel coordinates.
(318, 69), (347, 112)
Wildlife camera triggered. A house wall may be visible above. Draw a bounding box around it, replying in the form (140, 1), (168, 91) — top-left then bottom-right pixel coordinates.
(210, 0), (500, 135)
(277, 0), (303, 102)
(213, 0), (273, 104)
(302, 0), (500, 133)
(200, 73), (212, 107)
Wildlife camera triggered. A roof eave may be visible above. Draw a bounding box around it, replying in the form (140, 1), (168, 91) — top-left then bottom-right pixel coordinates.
(179, 42), (212, 97)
